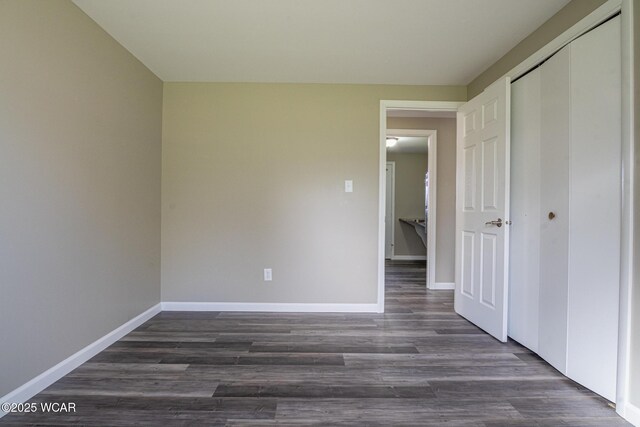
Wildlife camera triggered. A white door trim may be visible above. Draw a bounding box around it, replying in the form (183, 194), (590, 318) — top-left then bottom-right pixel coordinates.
(385, 161), (395, 260)
(387, 128), (438, 290)
(378, 101), (463, 312)
(615, 0), (634, 418)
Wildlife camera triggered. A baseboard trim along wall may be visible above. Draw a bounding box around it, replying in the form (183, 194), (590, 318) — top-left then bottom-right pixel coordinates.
(429, 282), (456, 290)
(161, 302), (380, 313)
(391, 255), (427, 261)
(0, 303), (162, 418)
(623, 402), (640, 426)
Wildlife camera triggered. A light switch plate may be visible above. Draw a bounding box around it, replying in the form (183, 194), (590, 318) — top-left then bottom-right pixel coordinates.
(264, 268), (272, 281)
(345, 180), (353, 193)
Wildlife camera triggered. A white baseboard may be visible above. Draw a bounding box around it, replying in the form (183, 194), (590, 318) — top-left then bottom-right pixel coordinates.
(429, 282), (455, 290)
(162, 302), (380, 313)
(0, 303), (161, 418)
(623, 402), (640, 426)
(391, 255), (426, 261)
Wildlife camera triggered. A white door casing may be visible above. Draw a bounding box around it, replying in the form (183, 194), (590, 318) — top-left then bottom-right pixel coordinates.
(385, 162), (395, 259)
(455, 77), (511, 342)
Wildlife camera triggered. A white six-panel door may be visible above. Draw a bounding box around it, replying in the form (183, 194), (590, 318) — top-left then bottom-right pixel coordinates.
(455, 78), (511, 342)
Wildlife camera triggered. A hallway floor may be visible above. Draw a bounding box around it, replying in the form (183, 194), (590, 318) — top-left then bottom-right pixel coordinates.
(1, 260), (628, 426)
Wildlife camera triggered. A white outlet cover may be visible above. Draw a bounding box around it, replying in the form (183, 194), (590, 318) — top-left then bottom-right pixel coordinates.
(263, 268), (272, 281)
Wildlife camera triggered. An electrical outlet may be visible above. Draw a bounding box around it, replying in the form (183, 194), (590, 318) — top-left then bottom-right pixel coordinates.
(263, 268), (272, 281)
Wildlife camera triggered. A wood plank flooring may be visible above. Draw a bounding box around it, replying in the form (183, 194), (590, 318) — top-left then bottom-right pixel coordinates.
(1, 260), (629, 426)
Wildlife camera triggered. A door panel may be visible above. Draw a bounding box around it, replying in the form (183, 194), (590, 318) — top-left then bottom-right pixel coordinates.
(508, 68), (541, 352)
(482, 137), (498, 211)
(463, 146), (476, 211)
(480, 232), (497, 307)
(566, 15), (621, 401)
(538, 43), (571, 374)
(460, 231), (475, 298)
(455, 77), (510, 342)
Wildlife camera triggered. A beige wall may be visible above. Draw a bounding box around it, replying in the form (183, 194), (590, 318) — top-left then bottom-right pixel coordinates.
(386, 152), (428, 257)
(162, 83), (465, 303)
(468, 0), (607, 98)
(0, 0), (162, 396)
(387, 118), (456, 284)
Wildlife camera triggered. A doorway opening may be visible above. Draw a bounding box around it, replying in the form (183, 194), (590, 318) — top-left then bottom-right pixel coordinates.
(377, 102), (462, 312)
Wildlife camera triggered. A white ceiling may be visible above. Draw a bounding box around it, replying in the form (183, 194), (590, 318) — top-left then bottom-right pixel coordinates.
(73, 0), (570, 84)
(387, 136), (428, 154)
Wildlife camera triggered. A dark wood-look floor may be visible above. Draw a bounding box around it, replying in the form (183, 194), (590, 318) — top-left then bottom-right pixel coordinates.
(2, 261), (629, 426)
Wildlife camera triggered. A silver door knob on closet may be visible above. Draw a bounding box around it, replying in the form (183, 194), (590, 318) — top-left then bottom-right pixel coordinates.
(485, 218), (503, 227)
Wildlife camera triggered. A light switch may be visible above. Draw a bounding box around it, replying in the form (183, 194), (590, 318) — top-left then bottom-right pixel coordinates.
(345, 180), (353, 193)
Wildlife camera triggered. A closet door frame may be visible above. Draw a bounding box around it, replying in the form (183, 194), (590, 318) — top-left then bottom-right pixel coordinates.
(495, 0), (634, 417)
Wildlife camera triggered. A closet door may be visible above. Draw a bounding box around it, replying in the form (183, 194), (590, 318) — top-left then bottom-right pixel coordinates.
(508, 69), (541, 351)
(538, 44), (571, 374)
(507, 15), (621, 401)
(566, 16), (621, 401)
